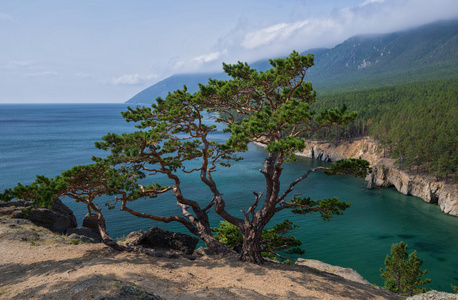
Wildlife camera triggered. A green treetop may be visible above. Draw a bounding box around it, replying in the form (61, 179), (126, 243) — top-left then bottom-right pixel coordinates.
(380, 241), (431, 296)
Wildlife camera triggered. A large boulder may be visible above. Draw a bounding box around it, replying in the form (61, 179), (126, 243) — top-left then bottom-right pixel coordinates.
(132, 227), (199, 255)
(2, 200), (104, 243)
(407, 290), (458, 300)
(82, 213), (100, 234)
(66, 213), (103, 243)
(66, 227), (102, 243)
(12, 198), (77, 234)
(296, 258), (371, 285)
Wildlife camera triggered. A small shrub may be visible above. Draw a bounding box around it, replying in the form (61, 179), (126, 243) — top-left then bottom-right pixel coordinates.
(284, 259), (293, 264)
(452, 284), (458, 294)
(116, 235), (127, 243)
(71, 239), (80, 245)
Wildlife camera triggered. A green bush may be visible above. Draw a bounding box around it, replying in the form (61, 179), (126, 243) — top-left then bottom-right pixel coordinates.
(71, 239), (80, 245)
(212, 219), (305, 261)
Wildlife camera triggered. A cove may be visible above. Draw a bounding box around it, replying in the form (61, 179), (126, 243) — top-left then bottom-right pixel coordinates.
(1, 104), (457, 292)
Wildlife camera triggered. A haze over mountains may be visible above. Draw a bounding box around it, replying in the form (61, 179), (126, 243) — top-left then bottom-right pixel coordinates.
(126, 19), (458, 104)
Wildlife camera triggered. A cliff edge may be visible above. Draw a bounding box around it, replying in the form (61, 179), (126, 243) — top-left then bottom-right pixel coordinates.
(300, 138), (458, 217)
(0, 214), (403, 300)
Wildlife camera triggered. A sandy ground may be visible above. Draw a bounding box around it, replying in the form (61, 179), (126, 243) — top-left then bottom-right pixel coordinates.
(0, 217), (403, 300)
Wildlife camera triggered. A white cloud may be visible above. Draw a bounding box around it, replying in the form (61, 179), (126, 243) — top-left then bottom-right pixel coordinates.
(25, 71), (58, 77)
(166, 51), (227, 74)
(116, 0), (458, 86)
(360, 0), (385, 7)
(2, 61), (58, 77)
(76, 72), (91, 79)
(241, 19), (339, 50)
(191, 52), (221, 64)
(1, 61), (35, 70)
(214, 0), (458, 65)
(0, 13), (12, 21)
(109, 73), (158, 85)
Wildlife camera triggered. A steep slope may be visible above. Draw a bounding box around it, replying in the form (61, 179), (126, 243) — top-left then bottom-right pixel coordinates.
(296, 137), (458, 217)
(126, 18), (458, 104)
(308, 18), (458, 92)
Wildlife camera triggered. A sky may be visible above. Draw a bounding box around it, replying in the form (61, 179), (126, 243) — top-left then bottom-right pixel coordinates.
(1, 0), (457, 103)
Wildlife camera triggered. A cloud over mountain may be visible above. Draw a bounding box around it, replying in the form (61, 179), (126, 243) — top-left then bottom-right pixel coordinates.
(109, 73), (158, 86)
(172, 0), (458, 74)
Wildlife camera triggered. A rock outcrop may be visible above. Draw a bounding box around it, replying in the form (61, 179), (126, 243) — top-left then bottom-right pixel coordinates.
(0, 200), (103, 242)
(407, 290), (458, 300)
(295, 258), (370, 285)
(66, 227), (102, 243)
(66, 213), (103, 243)
(2, 198), (78, 233)
(131, 227), (199, 255)
(298, 138), (458, 217)
(367, 158), (458, 216)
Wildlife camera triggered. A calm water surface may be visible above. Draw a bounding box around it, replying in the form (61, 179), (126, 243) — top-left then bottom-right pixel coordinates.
(1, 104), (457, 292)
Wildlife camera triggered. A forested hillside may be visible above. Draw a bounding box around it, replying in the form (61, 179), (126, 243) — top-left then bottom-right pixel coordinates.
(309, 79), (458, 182)
(307, 19), (458, 92)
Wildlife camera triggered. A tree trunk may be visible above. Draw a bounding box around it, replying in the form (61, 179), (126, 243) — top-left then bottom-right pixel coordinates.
(240, 227), (264, 264)
(200, 229), (233, 254)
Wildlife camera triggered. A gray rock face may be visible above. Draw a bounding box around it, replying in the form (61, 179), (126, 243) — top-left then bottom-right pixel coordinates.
(407, 290), (458, 299)
(66, 212), (103, 243)
(298, 138), (458, 217)
(295, 258), (370, 285)
(67, 227), (102, 243)
(12, 198), (77, 233)
(366, 159), (458, 216)
(132, 227), (199, 255)
(2, 200), (102, 243)
(82, 213), (100, 234)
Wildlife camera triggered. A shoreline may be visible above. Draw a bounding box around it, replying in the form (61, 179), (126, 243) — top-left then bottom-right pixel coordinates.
(251, 138), (458, 217)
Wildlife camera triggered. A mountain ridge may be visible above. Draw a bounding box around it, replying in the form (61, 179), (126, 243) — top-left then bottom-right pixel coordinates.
(126, 18), (458, 104)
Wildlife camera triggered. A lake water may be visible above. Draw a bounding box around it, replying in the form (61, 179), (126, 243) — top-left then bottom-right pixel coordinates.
(1, 103), (457, 292)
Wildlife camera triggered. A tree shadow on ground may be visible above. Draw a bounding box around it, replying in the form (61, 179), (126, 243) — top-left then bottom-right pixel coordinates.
(0, 245), (403, 299)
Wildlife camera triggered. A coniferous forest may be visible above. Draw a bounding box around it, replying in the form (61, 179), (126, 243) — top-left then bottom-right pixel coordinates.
(308, 79), (458, 182)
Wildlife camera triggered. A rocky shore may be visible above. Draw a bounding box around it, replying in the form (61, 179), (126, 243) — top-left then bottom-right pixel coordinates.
(297, 138), (458, 217)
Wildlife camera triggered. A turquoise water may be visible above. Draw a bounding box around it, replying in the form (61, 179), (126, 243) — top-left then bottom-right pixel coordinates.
(1, 104), (457, 292)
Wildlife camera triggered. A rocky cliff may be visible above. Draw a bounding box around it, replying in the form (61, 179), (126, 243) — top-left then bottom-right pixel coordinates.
(299, 138), (458, 217)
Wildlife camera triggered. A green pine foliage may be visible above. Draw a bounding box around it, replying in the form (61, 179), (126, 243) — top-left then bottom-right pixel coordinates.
(287, 196), (350, 221)
(380, 241), (431, 296)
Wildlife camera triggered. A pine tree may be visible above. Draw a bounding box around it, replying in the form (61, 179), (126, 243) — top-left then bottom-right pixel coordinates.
(0, 51), (371, 263)
(380, 241), (431, 296)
